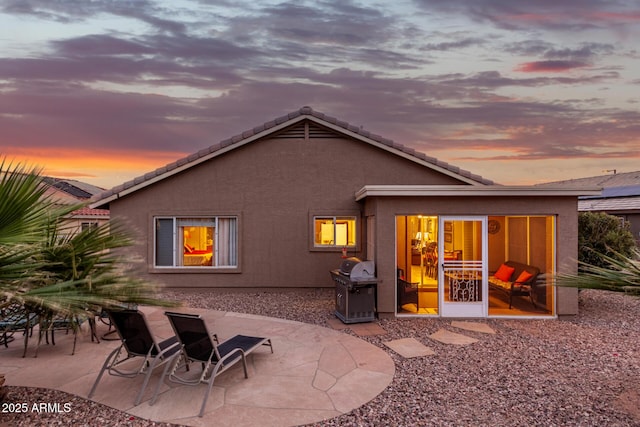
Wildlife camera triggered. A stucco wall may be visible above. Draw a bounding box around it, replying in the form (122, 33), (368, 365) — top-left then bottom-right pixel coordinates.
(109, 125), (466, 289)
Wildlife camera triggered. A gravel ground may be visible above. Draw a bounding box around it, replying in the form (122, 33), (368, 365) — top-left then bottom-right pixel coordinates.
(3, 288), (640, 427)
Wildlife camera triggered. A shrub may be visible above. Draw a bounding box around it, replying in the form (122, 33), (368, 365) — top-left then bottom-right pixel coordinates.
(578, 212), (636, 270)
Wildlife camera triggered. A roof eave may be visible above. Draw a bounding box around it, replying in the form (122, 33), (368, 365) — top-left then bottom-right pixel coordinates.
(89, 115), (311, 209)
(90, 107), (495, 208)
(355, 185), (602, 201)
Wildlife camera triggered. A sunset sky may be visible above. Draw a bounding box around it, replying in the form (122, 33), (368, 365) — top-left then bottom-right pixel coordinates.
(1, 0), (639, 189)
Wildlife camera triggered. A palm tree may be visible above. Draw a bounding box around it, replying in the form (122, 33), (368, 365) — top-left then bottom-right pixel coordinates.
(25, 218), (173, 314)
(1, 158), (177, 356)
(556, 248), (640, 296)
(0, 159), (65, 300)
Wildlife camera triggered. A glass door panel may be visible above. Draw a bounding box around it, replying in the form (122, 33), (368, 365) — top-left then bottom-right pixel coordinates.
(439, 217), (487, 317)
(396, 215), (439, 315)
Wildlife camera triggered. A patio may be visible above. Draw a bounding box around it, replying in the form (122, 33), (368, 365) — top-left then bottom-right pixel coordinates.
(1, 305), (395, 427)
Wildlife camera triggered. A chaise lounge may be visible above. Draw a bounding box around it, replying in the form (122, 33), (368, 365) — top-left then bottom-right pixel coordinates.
(151, 311), (273, 417)
(88, 309), (181, 405)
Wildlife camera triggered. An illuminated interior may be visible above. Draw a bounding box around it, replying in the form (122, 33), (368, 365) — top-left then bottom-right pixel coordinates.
(314, 217), (356, 247)
(182, 225), (214, 266)
(155, 217), (237, 268)
(396, 215), (555, 317)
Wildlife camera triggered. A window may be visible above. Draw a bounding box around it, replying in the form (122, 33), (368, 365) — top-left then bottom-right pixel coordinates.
(314, 216), (356, 247)
(81, 222), (98, 231)
(155, 217), (237, 268)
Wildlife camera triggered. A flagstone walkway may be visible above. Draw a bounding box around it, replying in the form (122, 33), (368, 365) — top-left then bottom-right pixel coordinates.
(381, 321), (496, 359)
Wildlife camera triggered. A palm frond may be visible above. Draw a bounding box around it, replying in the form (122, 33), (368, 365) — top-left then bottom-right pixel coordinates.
(556, 248), (640, 296)
(0, 159), (71, 245)
(1, 158), (179, 321)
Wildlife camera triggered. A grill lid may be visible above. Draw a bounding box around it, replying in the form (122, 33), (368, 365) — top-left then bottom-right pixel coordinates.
(351, 260), (375, 280)
(339, 257), (362, 276)
(339, 257), (376, 280)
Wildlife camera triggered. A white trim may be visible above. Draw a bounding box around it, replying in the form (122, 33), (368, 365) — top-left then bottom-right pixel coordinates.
(355, 185), (601, 201)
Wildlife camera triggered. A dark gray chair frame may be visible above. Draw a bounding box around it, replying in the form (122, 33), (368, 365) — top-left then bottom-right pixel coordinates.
(397, 268), (419, 311)
(88, 309), (180, 405)
(151, 311), (273, 417)
(0, 302), (38, 357)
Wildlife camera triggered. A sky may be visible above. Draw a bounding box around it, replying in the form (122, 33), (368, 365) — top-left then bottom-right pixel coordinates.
(1, 0), (639, 189)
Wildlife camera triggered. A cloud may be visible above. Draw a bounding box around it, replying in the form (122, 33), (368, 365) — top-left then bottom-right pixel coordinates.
(515, 60), (590, 72)
(0, 0), (638, 187)
(412, 0), (640, 32)
(1, 0), (186, 32)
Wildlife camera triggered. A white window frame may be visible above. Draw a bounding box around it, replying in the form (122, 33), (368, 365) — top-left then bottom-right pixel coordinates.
(154, 216), (238, 269)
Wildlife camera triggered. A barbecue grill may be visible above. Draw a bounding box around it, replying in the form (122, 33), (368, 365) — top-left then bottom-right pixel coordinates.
(330, 257), (377, 324)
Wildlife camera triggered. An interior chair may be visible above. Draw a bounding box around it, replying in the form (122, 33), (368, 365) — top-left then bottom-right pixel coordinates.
(151, 311), (273, 417)
(397, 268), (419, 312)
(88, 309), (181, 405)
(424, 242), (438, 278)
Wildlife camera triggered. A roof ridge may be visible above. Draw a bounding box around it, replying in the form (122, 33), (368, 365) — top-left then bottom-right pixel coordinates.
(93, 106), (493, 202)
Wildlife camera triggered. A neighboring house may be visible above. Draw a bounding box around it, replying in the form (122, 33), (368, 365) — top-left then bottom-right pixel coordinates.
(43, 177), (110, 234)
(539, 171), (640, 244)
(90, 106), (598, 319)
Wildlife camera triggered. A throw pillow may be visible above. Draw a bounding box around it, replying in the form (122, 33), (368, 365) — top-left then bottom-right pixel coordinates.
(494, 264), (515, 281)
(515, 270), (533, 283)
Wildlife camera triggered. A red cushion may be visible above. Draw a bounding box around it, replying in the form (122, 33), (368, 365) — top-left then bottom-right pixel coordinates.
(515, 270), (533, 283)
(494, 264), (515, 281)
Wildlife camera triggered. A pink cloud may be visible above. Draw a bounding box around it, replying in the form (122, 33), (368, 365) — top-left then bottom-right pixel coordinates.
(515, 60), (589, 73)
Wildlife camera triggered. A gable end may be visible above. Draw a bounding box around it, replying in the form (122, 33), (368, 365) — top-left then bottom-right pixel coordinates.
(270, 120), (341, 140)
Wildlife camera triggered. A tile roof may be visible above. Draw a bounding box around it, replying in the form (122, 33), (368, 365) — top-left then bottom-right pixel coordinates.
(579, 196), (640, 212)
(537, 170), (640, 189)
(543, 173), (640, 213)
(43, 177), (105, 199)
(70, 206), (110, 217)
(91, 106), (494, 206)
(578, 184), (640, 213)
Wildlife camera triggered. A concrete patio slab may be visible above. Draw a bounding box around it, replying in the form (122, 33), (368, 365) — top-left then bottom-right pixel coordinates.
(383, 337), (436, 358)
(429, 328), (479, 345)
(451, 321), (496, 334)
(2, 306), (395, 427)
(326, 318), (387, 336)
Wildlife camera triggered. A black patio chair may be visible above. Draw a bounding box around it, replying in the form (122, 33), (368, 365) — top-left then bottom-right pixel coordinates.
(150, 311), (273, 417)
(0, 302), (39, 357)
(33, 311), (99, 357)
(88, 309), (180, 405)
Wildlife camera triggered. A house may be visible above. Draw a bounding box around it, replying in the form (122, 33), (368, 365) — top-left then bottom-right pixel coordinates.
(43, 177), (110, 234)
(539, 171), (640, 244)
(90, 106), (599, 319)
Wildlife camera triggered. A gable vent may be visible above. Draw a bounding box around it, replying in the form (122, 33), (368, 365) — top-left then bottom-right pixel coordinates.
(308, 122), (340, 139)
(270, 121), (341, 139)
(274, 122), (306, 139)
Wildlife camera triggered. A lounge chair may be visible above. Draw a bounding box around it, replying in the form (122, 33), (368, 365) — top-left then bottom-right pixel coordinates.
(151, 311), (273, 417)
(88, 309), (180, 405)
